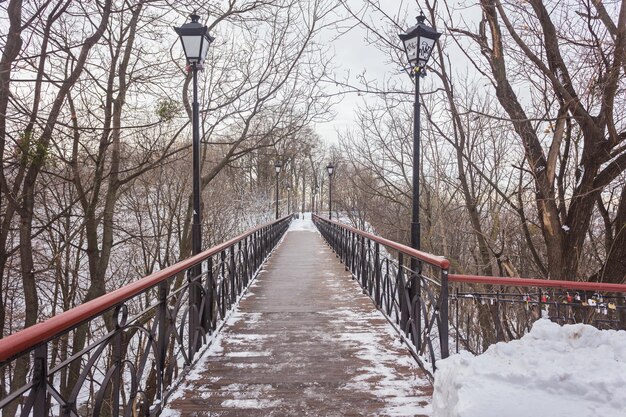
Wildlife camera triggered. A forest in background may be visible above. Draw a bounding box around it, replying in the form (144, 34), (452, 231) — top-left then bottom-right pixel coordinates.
(0, 0), (624, 357)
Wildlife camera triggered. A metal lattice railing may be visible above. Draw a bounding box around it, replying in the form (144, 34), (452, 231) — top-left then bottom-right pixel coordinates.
(313, 214), (451, 376)
(0, 215), (292, 417)
(448, 274), (626, 354)
(312, 214), (626, 377)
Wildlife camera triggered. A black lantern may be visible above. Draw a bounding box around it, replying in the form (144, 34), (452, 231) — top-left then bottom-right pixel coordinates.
(398, 13), (441, 69)
(174, 13), (215, 66)
(327, 163), (335, 219)
(274, 160), (282, 219)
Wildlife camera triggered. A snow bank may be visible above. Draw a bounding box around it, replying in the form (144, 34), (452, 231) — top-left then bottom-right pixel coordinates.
(432, 320), (626, 417)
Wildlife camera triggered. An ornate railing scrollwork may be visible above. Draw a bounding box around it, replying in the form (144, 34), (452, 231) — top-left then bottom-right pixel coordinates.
(313, 214), (450, 377)
(0, 215), (292, 417)
(313, 214), (626, 376)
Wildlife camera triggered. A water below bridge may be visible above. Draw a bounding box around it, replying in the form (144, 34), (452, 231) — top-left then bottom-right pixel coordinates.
(162, 216), (432, 416)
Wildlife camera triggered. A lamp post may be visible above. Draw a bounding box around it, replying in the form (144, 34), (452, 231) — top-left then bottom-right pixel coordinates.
(315, 185), (320, 214)
(274, 160), (282, 219)
(174, 13), (214, 259)
(398, 12), (442, 354)
(174, 13), (214, 355)
(399, 11), (440, 258)
(326, 163), (335, 219)
(286, 184), (291, 215)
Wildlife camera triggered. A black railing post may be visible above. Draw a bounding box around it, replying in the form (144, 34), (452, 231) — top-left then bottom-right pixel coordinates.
(33, 344), (48, 416)
(439, 267), (450, 359)
(157, 281), (168, 400)
(350, 229), (357, 274)
(257, 230), (261, 268)
(339, 228), (344, 261)
(496, 290), (502, 342)
(112, 321), (123, 417)
(187, 269), (196, 360)
(254, 231), (259, 269)
(365, 239), (371, 293)
(220, 251), (227, 317)
(455, 287), (460, 354)
(232, 244), (239, 298)
(374, 242), (381, 307)
(243, 238), (249, 287)
(398, 254), (409, 334)
(360, 236), (366, 289)
(206, 256), (214, 332)
(343, 229), (348, 264)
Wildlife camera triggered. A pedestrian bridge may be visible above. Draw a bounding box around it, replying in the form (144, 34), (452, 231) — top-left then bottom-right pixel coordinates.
(1, 214), (625, 416)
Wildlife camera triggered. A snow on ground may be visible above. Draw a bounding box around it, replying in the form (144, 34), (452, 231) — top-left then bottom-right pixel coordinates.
(287, 212), (318, 232)
(325, 307), (432, 416)
(158, 280), (267, 417)
(432, 319), (626, 417)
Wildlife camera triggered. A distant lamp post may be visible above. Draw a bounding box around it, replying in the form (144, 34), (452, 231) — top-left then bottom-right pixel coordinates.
(174, 13), (215, 259)
(314, 185), (319, 214)
(174, 13), (215, 355)
(274, 160), (282, 219)
(398, 12), (442, 356)
(326, 163), (335, 219)
(286, 184), (292, 214)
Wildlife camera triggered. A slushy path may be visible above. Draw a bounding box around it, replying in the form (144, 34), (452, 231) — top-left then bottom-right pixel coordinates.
(162, 215), (432, 416)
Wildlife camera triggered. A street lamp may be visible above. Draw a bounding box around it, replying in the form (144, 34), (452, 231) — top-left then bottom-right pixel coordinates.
(274, 160), (282, 219)
(398, 12), (441, 256)
(174, 13), (214, 355)
(326, 163), (335, 220)
(174, 13), (214, 259)
(315, 185), (320, 214)
(398, 12), (442, 354)
(314, 185), (319, 214)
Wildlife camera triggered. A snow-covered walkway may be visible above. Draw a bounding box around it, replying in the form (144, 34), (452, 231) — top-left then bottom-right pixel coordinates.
(162, 216), (432, 416)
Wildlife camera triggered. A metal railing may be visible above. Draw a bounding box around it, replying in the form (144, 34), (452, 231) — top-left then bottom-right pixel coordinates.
(0, 215), (292, 417)
(313, 215), (626, 376)
(313, 214), (451, 375)
(448, 274), (626, 354)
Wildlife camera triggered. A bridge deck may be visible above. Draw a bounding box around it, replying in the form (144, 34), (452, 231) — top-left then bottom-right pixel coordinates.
(163, 218), (432, 416)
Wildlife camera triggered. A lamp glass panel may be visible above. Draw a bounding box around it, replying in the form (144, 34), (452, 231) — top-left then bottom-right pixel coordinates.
(200, 35), (211, 63)
(403, 36), (419, 64)
(181, 35), (202, 61)
(417, 37), (436, 66)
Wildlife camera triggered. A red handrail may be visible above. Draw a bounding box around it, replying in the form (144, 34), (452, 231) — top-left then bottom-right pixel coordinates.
(0, 216), (291, 363)
(449, 274), (626, 293)
(312, 215), (625, 293)
(313, 214), (450, 269)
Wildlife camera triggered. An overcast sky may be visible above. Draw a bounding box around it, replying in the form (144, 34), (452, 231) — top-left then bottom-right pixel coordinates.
(312, 0), (484, 146)
(313, 1), (404, 146)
